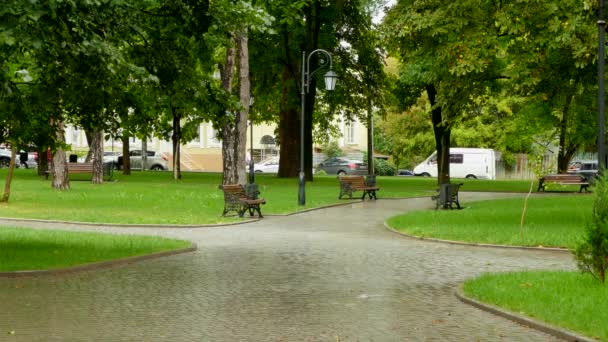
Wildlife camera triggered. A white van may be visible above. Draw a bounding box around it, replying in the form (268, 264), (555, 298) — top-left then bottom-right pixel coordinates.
(413, 148), (497, 179)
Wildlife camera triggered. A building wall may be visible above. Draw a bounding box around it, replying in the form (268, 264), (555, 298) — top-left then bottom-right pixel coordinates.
(64, 115), (368, 171)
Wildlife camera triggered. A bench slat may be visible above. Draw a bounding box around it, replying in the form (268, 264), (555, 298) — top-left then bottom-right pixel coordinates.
(538, 174), (590, 193)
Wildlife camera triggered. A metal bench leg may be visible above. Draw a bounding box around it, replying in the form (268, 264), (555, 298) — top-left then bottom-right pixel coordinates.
(255, 205), (263, 218)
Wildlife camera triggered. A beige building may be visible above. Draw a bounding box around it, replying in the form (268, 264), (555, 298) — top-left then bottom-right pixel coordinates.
(65, 116), (368, 172)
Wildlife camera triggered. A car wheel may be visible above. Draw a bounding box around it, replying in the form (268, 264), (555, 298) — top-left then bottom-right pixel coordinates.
(150, 165), (164, 171)
(465, 174), (477, 179)
(255, 170), (263, 173)
(0, 158), (10, 168)
(421, 172), (431, 177)
(337, 170), (347, 175)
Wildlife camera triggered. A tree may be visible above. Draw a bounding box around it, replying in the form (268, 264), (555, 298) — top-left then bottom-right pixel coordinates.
(575, 174), (608, 284)
(384, 0), (507, 184)
(250, 0), (386, 180)
(495, 0), (598, 173)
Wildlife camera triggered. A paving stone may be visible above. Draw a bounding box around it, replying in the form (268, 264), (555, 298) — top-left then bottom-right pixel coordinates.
(0, 193), (573, 341)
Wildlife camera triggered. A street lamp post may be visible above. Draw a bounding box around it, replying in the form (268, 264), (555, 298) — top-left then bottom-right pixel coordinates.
(300, 49), (338, 206)
(600, 0), (606, 171)
(249, 96), (255, 184)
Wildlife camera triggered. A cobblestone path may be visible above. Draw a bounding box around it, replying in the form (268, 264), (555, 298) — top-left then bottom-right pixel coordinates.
(0, 193), (574, 341)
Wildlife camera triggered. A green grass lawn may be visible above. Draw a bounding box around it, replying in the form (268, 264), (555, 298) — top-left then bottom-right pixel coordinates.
(463, 271), (608, 341)
(0, 226), (192, 272)
(0, 169), (533, 225)
(386, 195), (592, 249)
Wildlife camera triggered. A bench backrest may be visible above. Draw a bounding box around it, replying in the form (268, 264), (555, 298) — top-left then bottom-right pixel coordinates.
(68, 163), (94, 172)
(338, 175), (367, 188)
(222, 184), (247, 202)
(543, 174), (585, 183)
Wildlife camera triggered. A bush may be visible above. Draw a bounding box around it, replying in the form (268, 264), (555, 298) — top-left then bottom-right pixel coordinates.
(322, 141), (344, 159)
(574, 174), (608, 284)
(374, 158), (397, 176)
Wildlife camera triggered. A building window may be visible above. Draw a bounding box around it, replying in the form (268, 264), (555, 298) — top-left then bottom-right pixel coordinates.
(345, 121), (356, 144)
(71, 128), (80, 146)
(207, 124), (221, 147)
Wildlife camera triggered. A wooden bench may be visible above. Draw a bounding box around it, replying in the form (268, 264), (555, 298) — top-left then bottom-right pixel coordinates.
(221, 184), (267, 218)
(431, 183), (463, 209)
(338, 175), (379, 200)
(538, 174), (590, 193)
(46, 162), (113, 180)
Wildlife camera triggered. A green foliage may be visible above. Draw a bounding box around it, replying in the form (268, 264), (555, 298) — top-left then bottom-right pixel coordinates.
(373, 158), (396, 176)
(574, 174), (608, 284)
(321, 140), (344, 159)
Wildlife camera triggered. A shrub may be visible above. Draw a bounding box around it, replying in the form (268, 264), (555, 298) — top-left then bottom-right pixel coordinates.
(374, 158), (397, 176)
(322, 141), (344, 159)
(574, 174), (608, 284)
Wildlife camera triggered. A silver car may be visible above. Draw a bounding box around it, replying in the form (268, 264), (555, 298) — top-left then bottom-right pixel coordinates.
(117, 150), (168, 171)
(315, 157), (368, 175)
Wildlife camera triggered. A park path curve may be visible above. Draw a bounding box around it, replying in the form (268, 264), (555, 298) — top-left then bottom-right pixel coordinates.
(0, 193), (575, 341)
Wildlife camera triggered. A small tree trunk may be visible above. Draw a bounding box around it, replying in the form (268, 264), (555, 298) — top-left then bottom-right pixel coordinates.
(557, 98), (575, 173)
(91, 129), (103, 184)
(1, 148), (17, 202)
(221, 40), (238, 185)
(142, 139), (148, 172)
(37, 146), (48, 177)
(366, 99), (374, 175)
(52, 120), (70, 190)
(84, 129), (94, 162)
(427, 84), (451, 184)
(172, 110), (182, 180)
(121, 135), (131, 175)
(235, 30), (250, 184)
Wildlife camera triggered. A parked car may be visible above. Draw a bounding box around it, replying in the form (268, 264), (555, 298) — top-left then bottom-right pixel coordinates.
(397, 169), (414, 176)
(251, 156), (279, 173)
(315, 157), (368, 175)
(568, 160), (598, 181)
(103, 151), (121, 167)
(117, 150), (169, 171)
(0, 148), (37, 169)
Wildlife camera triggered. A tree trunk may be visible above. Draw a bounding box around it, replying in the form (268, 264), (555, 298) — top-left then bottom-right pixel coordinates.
(278, 64), (300, 178)
(303, 0), (321, 182)
(121, 135), (131, 175)
(51, 120), (70, 190)
(367, 99), (374, 175)
(220, 32), (249, 185)
(426, 84), (451, 185)
(91, 129), (103, 184)
(235, 31), (250, 184)
(37, 146), (49, 177)
(557, 99), (574, 173)
(221, 40), (238, 184)
(84, 129), (94, 162)
(172, 109), (182, 180)
(142, 139), (148, 172)
(1, 148), (17, 202)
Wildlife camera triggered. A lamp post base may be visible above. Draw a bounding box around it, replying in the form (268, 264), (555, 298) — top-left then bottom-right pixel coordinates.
(298, 171), (306, 206)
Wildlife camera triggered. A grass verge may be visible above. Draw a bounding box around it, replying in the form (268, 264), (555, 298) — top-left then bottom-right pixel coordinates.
(386, 195), (592, 249)
(463, 271), (608, 341)
(0, 227), (192, 272)
(0, 169), (534, 224)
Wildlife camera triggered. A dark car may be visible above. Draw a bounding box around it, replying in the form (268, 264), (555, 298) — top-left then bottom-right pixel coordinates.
(568, 160), (598, 181)
(315, 157), (368, 175)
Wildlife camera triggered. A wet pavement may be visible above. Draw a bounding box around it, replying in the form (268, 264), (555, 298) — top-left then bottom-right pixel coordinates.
(0, 193), (575, 341)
